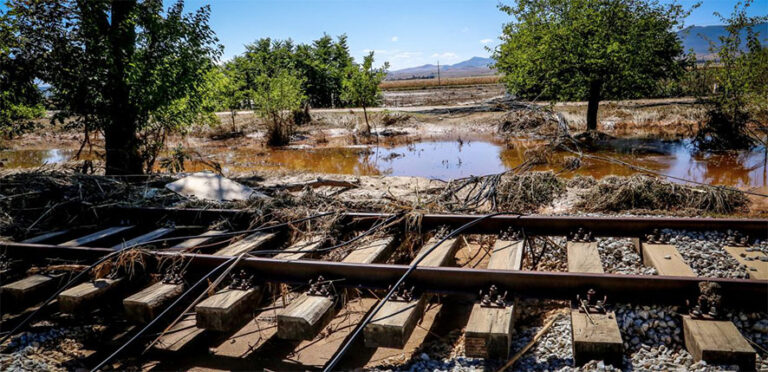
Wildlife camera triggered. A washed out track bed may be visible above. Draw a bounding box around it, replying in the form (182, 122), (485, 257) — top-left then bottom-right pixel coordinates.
(1, 207), (767, 371)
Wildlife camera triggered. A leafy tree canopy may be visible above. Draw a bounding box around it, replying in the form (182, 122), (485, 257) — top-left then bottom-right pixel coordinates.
(0, 8), (44, 138)
(695, 0), (768, 150)
(227, 34), (354, 109)
(494, 0), (693, 130)
(341, 52), (388, 135)
(7, 0), (221, 174)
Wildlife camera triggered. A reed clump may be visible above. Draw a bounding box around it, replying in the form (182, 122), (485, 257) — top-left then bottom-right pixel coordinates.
(577, 175), (749, 214)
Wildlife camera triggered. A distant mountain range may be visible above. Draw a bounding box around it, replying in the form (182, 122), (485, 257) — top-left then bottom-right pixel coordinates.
(387, 23), (768, 80)
(677, 23), (767, 60)
(386, 56), (496, 80)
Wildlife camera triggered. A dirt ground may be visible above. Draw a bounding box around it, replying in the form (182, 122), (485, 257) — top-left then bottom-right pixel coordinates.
(382, 84), (506, 107)
(5, 96), (708, 154)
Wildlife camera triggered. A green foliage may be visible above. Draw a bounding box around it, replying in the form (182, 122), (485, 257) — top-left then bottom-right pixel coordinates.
(695, 0), (768, 150)
(297, 34), (355, 108)
(205, 66), (244, 132)
(0, 94), (44, 138)
(0, 9), (44, 138)
(226, 34), (354, 109)
(494, 0), (692, 130)
(341, 52), (388, 135)
(252, 71), (306, 146)
(7, 0), (221, 174)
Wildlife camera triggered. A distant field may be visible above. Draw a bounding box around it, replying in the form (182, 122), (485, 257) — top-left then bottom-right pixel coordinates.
(380, 75), (502, 91)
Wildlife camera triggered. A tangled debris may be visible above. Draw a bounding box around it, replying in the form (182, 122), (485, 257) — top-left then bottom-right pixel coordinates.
(577, 175), (750, 215)
(496, 106), (568, 138)
(495, 172), (565, 213)
(380, 111), (412, 126)
(437, 171), (565, 213)
(0, 170), (172, 240)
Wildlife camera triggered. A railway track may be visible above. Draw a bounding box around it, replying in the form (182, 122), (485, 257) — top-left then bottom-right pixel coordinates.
(1, 207), (767, 371)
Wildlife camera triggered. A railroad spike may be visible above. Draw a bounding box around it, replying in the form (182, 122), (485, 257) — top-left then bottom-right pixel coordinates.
(576, 288), (607, 314)
(228, 269), (255, 290)
(479, 284), (509, 308)
(307, 275), (334, 297)
(162, 264), (185, 285)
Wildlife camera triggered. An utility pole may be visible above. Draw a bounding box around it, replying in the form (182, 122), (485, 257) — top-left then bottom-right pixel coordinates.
(437, 60), (441, 87)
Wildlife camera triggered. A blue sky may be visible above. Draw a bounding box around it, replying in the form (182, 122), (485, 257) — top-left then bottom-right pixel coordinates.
(177, 0), (767, 69)
(2, 1), (764, 70)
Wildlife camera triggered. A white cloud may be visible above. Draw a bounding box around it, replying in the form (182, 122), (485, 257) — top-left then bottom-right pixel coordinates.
(391, 36), (399, 42)
(361, 49), (424, 69)
(480, 38), (493, 44)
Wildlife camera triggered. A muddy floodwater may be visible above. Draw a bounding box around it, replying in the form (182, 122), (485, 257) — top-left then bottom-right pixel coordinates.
(2, 137), (766, 188)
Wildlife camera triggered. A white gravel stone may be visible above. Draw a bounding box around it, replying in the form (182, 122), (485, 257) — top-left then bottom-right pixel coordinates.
(665, 229), (752, 278)
(596, 237), (656, 275)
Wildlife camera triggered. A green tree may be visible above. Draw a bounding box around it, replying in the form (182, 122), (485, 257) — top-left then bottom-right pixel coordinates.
(8, 0), (221, 174)
(209, 65), (246, 132)
(695, 0), (768, 150)
(252, 71), (306, 146)
(341, 52), (388, 136)
(494, 0), (692, 131)
(231, 35), (353, 109)
(295, 34), (354, 108)
(0, 9), (44, 138)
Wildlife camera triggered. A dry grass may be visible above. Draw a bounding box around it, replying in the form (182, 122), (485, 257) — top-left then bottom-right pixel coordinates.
(554, 102), (705, 137)
(497, 108), (562, 136)
(380, 75), (502, 91)
(495, 172), (566, 213)
(577, 174), (750, 214)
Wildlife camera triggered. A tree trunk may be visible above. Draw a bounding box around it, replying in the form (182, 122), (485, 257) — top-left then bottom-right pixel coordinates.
(105, 0), (142, 175)
(586, 80), (602, 132)
(362, 105), (371, 136)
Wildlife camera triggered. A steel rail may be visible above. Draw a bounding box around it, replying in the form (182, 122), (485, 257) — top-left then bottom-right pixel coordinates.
(3, 242), (766, 311)
(104, 207), (768, 238)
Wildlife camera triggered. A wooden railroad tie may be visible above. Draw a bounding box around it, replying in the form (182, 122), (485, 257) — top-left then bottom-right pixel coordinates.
(1, 273), (64, 311)
(58, 278), (124, 313)
(59, 226), (134, 247)
(155, 230), (277, 351)
(642, 243), (695, 276)
(123, 281), (185, 323)
(196, 286), (262, 332)
(277, 291), (336, 340)
(168, 230), (225, 251)
(724, 246), (768, 280)
(639, 231), (758, 369)
(213, 231), (277, 256)
(111, 227), (176, 250)
(567, 231), (623, 367)
(363, 236), (462, 348)
(464, 238), (523, 359)
(273, 235), (324, 260)
(683, 316), (756, 371)
(275, 238), (395, 342)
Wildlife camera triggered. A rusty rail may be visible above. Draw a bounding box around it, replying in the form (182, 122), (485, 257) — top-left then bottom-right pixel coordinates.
(3, 242), (766, 311)
(103, 207), (768, 238)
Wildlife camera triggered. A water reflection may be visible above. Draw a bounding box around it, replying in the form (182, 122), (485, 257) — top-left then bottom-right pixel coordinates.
(2, 138), (766, 188)
(0, 149), (94, 168)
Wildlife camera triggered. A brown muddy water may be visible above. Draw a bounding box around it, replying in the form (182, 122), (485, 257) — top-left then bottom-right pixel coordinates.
(1, 137), (766, 188)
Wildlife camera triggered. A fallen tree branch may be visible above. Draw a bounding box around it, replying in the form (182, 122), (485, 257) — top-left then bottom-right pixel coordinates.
(279, 178), (360, 192)
(497, 308), (568, 372)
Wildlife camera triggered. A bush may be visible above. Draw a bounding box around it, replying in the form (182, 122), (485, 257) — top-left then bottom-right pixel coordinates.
(252, 71), (306, 146)
(694, 1), (767, 151)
